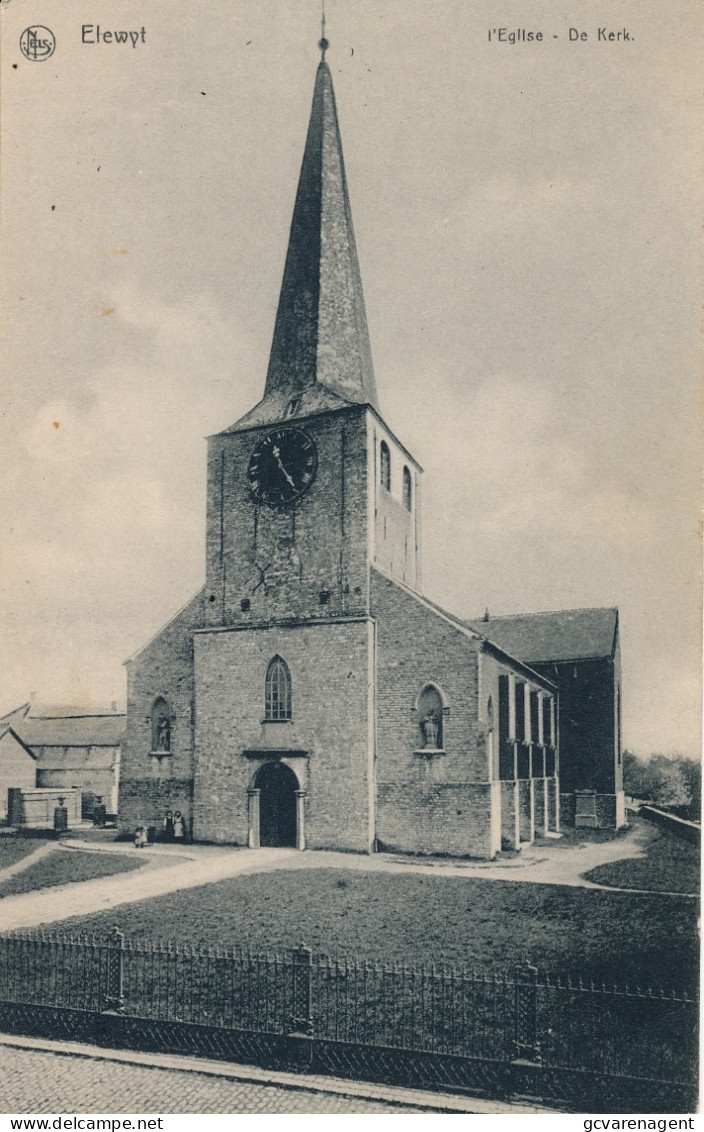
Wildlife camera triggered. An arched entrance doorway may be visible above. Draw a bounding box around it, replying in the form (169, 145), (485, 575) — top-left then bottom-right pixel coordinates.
(254, 762), (298, 848)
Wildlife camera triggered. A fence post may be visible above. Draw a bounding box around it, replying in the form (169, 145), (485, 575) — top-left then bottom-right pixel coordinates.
(102, 927), (125, 1014)
(513, 963), (540, 1064)
(289, 944), (313, 1037)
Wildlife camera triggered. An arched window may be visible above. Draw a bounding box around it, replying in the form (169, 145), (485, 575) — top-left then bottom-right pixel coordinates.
(417, 684), (444, 750)
(402, 466), (412, 511)
(265, 656), (292, 721)
(151, 696), (171, 753)
(380, 441), (391, 492)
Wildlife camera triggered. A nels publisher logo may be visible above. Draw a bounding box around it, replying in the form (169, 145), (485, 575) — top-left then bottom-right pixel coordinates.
(19, 25), (56, 60)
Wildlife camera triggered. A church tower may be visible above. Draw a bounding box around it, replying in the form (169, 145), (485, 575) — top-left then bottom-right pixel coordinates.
(119, 38), (561, 860)
(203, 50), (421, 633)
(189, 43), (421, 852)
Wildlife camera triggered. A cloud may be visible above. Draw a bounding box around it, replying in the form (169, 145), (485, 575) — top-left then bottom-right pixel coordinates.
(0, 277), (259, 712)
(418, 371), (655, 548)
(457, 175), (585, 244)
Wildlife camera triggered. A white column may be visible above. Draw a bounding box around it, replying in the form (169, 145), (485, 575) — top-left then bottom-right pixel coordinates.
(247, 788), (260, 849)
(295, 789), (306, 851)
(508, 674), (516, 739)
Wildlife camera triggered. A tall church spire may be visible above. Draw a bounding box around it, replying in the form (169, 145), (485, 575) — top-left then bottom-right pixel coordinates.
(264, 46), (379, 409)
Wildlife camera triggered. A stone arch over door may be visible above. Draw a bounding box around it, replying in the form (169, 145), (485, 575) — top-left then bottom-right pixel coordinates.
(251, 762), (300, 848)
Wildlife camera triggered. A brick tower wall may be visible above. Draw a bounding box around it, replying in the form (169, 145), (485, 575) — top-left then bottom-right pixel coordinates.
(192, 617), (374, 852)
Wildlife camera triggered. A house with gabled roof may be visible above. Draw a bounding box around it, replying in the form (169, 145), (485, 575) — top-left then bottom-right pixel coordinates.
(0, 701), (123, 818)
(0, 724), (37, 821)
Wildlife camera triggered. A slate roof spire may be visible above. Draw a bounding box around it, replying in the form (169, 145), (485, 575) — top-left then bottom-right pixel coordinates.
(263, 41), (379, 410)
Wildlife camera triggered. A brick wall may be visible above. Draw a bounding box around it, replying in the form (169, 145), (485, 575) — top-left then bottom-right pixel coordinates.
(566, 790), (626, 830)
(501, 781), (520, 849)
(119, 777), (194, 838)
(204, 408), (370, 627)
(119, 590), (203, 836)
(192, 617), (374, 851)
(377, 780), (499, 858)
(371, 421), (420, 590)
(371, 569), (503, 857)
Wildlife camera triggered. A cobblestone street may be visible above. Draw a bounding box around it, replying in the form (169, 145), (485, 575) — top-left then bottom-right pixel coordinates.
(0, 1043), (460, 1114)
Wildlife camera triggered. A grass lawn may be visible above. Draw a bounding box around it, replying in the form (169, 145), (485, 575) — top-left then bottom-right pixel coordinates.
(0, 839), (42, 872)
(69, 867), (698, 991)
(585, 824), (700, 894)
(0, 848), (145, 897)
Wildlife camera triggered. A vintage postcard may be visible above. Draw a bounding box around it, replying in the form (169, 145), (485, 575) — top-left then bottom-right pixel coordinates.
(1, 0), (701, 1120)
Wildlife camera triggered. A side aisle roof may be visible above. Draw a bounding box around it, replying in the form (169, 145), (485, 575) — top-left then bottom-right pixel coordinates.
(464, 607), (619, 665)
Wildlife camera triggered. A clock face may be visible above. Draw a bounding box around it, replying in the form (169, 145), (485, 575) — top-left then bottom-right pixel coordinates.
(247, 428), (318, 506)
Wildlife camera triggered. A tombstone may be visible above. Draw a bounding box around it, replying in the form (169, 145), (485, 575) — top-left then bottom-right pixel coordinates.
(575, 790), (598, 829)
(53, 796), (68, 833)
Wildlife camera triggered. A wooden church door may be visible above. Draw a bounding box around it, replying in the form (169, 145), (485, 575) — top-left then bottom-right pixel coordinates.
(255, 762), (297, 847)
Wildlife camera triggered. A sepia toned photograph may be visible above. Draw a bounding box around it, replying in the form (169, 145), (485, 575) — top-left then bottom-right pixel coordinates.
(0, 0), (701, 1117)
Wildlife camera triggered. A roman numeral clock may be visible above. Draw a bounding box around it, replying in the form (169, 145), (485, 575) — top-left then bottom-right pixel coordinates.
(247, 428), (318, 507)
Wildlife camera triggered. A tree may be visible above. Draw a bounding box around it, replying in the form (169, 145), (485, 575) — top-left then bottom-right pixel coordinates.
(674, 756), (701, 820)
(647, 755), (691, 808)
(624, 750), (698, 812)
(623, 751), (653, 800)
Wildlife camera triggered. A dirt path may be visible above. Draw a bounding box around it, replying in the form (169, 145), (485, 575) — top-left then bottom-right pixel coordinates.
(60, 822), (653, 886)
(272, 821), (659, 888)
(0, 841), (57, 884)
(0, 819), (684, 934)
(0, 846), (295, 931)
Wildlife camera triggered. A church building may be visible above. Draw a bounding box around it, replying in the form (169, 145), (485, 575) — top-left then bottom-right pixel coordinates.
(466, 608), (624, 830)
(117, 44), (615, 857)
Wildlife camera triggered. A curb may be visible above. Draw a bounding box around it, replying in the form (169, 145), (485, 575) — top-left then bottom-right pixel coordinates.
(0, 1033), (560, 1114)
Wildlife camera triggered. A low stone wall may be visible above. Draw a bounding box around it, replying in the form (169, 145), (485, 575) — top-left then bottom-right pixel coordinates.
(7, 787), (82, 829)
(639, 805), (700, 845)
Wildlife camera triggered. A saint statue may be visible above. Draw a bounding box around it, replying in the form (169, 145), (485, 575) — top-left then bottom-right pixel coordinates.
(421, 710), (439, 749)
(156, 714), (170, 751)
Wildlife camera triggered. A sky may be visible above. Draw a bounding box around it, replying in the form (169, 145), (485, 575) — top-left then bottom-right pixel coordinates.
(1, 0), (702, 757)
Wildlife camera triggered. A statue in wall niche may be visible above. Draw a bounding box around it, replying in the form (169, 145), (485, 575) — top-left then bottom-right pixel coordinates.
(421, 710), (440, 749)
(156, 714), (171, 751)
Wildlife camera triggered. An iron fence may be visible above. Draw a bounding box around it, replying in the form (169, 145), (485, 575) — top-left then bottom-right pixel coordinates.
(0, 930), (697, 1111)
